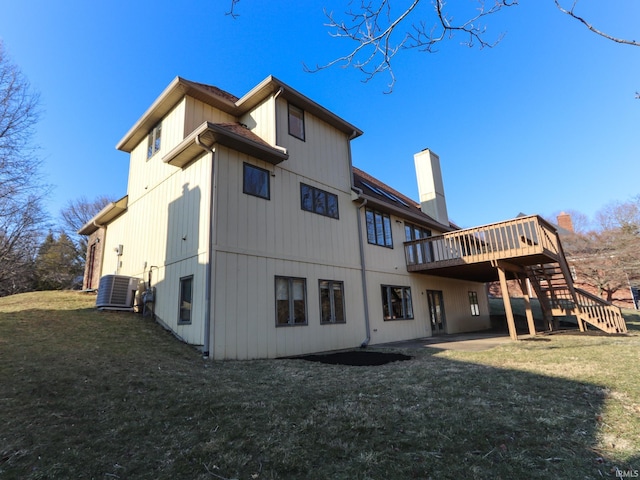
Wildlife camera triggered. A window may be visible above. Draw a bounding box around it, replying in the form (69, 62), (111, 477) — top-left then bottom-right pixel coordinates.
(243, 163), (270, 199)
(288, 103), (305, 141)
(469, 291), (480, 316)
(147, 123), (162, 159)
(405, 223), (432, 264)
(179, 276), (193, 324)
(275, 276), (307, 326)
(365, 208), (393, 247)
(301, 184), (339, 219)
(381, 285), (413, 320)
(319, 280), (345, 324)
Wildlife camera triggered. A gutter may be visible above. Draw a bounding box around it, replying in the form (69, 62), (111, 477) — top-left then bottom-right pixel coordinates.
(273, 87), (284, 149)
(196, 135), (216, 359)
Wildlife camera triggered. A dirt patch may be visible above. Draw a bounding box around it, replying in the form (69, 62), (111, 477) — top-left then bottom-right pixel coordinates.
(295, 350), (413, 366)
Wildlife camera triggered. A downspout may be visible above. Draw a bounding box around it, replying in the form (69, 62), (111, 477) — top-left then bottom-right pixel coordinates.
(273, 87), (284, 147)
(353, 187), (371, 348)
(196, 135), (216, 358)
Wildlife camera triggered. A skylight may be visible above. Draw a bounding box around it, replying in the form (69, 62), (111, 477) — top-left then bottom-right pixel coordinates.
(361, 181), (410, 207)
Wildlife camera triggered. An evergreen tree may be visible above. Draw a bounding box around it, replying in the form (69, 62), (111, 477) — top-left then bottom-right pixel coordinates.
(34, 232), (83, 290)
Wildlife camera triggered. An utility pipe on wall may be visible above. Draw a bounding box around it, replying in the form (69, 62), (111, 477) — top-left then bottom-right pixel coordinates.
(196, 135), (215, 358)
(352, 187), (371, 347)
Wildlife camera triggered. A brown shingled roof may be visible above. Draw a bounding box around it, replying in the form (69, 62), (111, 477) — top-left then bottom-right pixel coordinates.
(214, 122), (274, 148)
(352, 166), (454, 231)
(186, 80), (240, 103)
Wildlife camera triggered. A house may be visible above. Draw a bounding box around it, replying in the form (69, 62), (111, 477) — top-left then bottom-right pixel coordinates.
(80, 76), (626, 360)
(79, 76), (497, 360)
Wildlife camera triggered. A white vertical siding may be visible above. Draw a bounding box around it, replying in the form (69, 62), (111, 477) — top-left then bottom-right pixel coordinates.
(184, 96), (237, 135)
(127, 99), (187, 204)
(240, 97), (276, 144)
(275, 97), (353, 193)
(102, 149), (214, 346)
(105, 85), (491, 360)
(212, 253), (365, 359)
(210, 136), (366, 359)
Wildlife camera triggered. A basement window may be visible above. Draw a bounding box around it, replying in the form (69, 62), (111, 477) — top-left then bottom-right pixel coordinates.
(381, 285), (413, 320)
(275, 276), (307, 326)
(178, 276), (193, 324)
(147, 122), (162, 159)
(319, 280), (345, 324)
(469, 291), (480, 316)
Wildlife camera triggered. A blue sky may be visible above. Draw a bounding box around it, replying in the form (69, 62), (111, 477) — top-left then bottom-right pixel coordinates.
(1, 0), (638, 229)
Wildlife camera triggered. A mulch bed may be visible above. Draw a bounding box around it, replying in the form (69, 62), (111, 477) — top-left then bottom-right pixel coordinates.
(294, 350), (413, 366)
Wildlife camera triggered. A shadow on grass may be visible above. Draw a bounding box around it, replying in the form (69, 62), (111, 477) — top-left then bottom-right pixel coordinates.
(0, 305), (638, 479)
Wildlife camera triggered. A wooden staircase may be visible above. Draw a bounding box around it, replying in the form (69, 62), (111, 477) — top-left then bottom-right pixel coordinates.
(404, 214), (628, 337)
(525, 263), (627, 334)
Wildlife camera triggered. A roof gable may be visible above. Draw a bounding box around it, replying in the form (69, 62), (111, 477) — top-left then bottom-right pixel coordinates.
(117, 75), (362, 153)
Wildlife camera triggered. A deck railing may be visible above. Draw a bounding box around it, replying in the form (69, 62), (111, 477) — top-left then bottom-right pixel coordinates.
(574, 288), (627, 333)
(405, 215), (560, 269)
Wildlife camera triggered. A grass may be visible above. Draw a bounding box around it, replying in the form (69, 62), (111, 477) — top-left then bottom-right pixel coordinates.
(1, 291), (639, 479)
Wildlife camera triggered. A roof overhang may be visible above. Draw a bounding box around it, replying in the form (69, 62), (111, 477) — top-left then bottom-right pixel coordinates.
(116, 75), (362, 155)
(162, 121), (289, 168)
(116, 77), (239, 153)
(78, 196), (129, 235)
(237, 76), (363, 138)
(353, 190), (454, 233)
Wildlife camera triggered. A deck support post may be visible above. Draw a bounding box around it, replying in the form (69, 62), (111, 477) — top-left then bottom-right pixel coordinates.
(497, 266), (518, 341)
(526, 274), (555, 332)
(518, 275), (537, 336)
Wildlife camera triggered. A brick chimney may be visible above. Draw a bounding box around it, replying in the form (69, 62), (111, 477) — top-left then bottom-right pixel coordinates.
(557, 212), (574, 232)
(414, 149), (449, 226)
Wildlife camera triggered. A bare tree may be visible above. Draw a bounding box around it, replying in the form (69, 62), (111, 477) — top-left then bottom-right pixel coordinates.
(59, 195), (113, 257)
(562, 197), (640, 303)
(0, 42), (49, 296)
(229, 0), (640, 91)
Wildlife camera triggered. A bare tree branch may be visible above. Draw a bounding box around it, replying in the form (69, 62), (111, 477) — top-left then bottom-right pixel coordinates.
(226, 0), (241, 19)
(554, 0), (639, 47)
(302, 0), (516, 92)
(228, 1), (638, 91)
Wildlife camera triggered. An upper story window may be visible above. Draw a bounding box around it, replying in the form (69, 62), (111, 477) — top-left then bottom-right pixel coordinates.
(301, 183), (339, 219)
(288, 103), (305, 141)
(243, 163), (270, 200)
(147, 123), (162, 159)
(405, 222), (432, 264)
(365, 208), (393, 248)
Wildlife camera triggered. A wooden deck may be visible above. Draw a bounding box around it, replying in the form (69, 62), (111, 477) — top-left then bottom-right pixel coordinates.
(404, 215), (561, 282)
(404, 215), (627, 337)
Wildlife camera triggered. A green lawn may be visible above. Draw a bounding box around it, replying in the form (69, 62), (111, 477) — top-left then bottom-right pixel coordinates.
(1, 291), (638, 479)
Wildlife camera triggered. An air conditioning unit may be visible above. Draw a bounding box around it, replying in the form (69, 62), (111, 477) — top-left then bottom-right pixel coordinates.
(96, 274), (140, 311)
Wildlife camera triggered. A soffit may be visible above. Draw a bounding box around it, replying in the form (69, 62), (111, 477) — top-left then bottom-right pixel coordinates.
(162, 121), (289, 168)
(78, 196), (129, 235)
